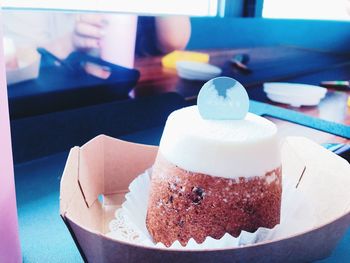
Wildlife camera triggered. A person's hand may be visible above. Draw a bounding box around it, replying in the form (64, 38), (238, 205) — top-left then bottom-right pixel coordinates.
(73, 14), (107, 51)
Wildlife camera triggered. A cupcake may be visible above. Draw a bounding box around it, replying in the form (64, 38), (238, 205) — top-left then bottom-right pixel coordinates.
(146, 77), (282, 246)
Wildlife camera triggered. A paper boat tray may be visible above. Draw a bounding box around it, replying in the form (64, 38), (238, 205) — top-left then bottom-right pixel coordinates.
(60, 135), (350, 263)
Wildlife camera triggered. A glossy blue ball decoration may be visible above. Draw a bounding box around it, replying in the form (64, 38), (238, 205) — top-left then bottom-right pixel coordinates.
(197, 77), (249, 120)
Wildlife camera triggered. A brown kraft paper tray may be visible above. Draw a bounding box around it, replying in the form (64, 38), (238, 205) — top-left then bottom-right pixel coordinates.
(60, 135), (350, 263)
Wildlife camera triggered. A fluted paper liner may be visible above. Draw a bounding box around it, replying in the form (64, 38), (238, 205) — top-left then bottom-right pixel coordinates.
(106, 168), (315, 249)
(60, 135), (350, 262)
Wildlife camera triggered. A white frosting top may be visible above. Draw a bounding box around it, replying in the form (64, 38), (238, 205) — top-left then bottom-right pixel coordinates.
(159, 106), (281, 179)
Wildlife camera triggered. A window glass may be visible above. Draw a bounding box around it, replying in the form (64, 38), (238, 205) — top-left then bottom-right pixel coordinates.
(263, 0), (350, 21)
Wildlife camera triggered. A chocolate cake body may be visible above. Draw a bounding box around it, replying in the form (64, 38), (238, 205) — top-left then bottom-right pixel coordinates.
(147, 154), (282, 246)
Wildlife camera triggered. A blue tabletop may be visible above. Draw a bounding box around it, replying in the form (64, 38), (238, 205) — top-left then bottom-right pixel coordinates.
(15, 127), (350, 262)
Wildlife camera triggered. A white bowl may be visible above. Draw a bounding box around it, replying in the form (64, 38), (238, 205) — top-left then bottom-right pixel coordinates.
(263, 82), (327, 107)
(176, 61), (222, 81)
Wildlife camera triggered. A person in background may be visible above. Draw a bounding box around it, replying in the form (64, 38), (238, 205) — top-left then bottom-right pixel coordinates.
(73, 14), (191, 57)
(2, 12), (191, 64)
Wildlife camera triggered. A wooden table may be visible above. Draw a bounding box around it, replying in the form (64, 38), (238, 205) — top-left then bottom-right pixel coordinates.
(134, 46), (350, 144)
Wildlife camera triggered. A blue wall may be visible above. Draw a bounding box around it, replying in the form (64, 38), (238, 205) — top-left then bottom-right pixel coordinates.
(187, 18), (350, 52)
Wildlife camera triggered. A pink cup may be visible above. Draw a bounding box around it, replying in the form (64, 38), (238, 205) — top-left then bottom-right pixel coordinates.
(100, 14), (138, 69)
(0, 11), (22, 263)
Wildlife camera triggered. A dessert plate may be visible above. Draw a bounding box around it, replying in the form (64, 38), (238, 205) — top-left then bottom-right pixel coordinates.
(263, 82), (327, 107)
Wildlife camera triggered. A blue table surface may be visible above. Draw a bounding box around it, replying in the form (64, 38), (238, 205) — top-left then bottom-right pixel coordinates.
(15, 127), (350, 262)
